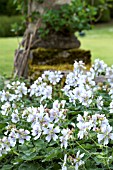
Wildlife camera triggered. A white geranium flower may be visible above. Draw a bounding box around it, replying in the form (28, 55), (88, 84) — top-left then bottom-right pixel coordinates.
(97, 125), (113, 145)
(92, 114), (109, 131)
(1, 137), (11, 154)
(79, 89), (92, 107)
(11, 113), (19, 123)
(92, 59), (107, 76)
(48, 71), (63, 85)
(41, 85), (52, 101)
(43, 124), (60, 142)
(29, 83), (38, 96)
(62, 154), (67, 170)
(74, 150), (85, 170)
(1, 102), (11, 115)
(0, 90), (15, 102)
(31, 123), (42, 140)
(77, 112), (92, 139)
(62, 84), (70, 96)
(11, 109), (19, 123)
(96, 96), (103, 110)
(60, 129), (69, 149)
(65, 72), (77, 87)
(8, 131), (17, 147)
(77, 114), (84, 122)
(15, 82), (27, 97)
(16, 129), (31, 144)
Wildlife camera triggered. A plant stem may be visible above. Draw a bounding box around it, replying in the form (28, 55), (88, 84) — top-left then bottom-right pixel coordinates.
(76, 141), (90, 154)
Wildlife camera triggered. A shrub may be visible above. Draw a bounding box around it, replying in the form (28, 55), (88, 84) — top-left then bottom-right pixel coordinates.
(0, 16), (25, 37)
(38, 0), (96, 38)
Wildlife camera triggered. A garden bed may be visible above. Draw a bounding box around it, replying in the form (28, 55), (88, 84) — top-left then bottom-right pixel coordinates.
(0, 59), (113, 169)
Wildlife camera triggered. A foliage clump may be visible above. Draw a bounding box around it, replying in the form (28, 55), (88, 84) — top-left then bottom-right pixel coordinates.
(38, 0), (97, 37)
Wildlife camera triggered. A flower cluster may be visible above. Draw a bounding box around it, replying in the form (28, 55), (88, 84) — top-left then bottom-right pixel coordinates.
(62, 61), (95, 106)
(77, 111), (113, 145)
(0, 127), (31, 156)
(29, 77), (52, 101)
(0, 100), (71, 157)
(42, 70), (63, 85)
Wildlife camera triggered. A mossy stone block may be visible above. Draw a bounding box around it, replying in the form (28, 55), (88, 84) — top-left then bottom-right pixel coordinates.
(29, 47), (91, 79)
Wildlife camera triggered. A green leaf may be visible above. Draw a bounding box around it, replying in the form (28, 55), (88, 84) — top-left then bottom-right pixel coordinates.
(18, 162), (44, 170)
(1, 165), (13, 170)
(21, 150), (37, 161)
(18, 145), (29, 152)
(0, 122), (7, 129)
(34, 139), (46, 148)
(43, 148), (61, 162)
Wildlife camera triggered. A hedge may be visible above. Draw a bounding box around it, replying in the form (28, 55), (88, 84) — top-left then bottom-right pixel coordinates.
(0, 0), (19, 16)
(0, 16), (25, 37)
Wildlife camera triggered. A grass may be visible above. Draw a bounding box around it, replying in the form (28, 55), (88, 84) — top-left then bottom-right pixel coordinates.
(0, 37), (19, 76)
(0, 22), (113, 76)
(78, 21), (113, 66)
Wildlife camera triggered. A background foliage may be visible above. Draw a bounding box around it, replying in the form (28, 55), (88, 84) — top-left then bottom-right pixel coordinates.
(0, 0), (19, 16)
(0, 16), (24, 37)
(0, 0), (113, 37)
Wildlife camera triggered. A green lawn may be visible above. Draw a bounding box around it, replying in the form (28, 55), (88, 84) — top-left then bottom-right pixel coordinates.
(0, 38), (19, 76)
(0, 22), (113, 76)
(78, 21), (113, 66)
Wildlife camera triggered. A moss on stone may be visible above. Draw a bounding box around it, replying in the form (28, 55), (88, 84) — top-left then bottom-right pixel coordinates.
(31, 47), (91, 65)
